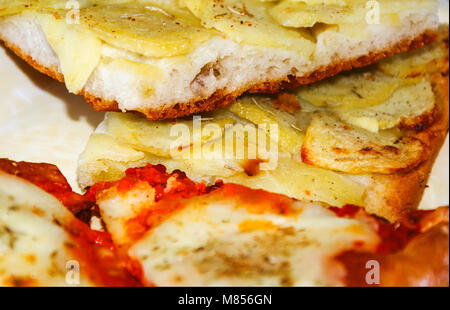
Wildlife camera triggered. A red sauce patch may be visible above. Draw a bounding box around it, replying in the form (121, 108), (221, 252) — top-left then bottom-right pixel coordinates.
(335, 208), (449, 286)
(66, 219), (142, 286)
(219, 183), (294, 215)
(87, 164), (212, 203)
(329, 205), (361, 218)
(88, 164), (215, 242)
(329, 204), (420, 253)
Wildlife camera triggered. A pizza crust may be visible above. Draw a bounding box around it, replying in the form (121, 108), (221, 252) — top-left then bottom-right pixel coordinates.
(364, 71), (449, 222)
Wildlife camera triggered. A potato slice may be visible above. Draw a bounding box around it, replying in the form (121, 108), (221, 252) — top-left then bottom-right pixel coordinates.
(293, 0), (349, 5)
(378, 35), (450, 78)
(228, 97), (305, 155)
(0, 0), (113, 16)
(225, 157), (365, 207)
(80, 2), (216, 57)
(334, 78), (436, 132)
(35, 12), (102, 93)
(105, 112), (236, 158)
(301, 113), (428, 174)
(270, 0), (359, 28)
(182, 0), (315, 57)
(269, 0), (409, 28)
(296, 69), (417, 108)
(77, 130), (245, 188)
(259, 0), (348, 4)
(0, 0), (70, 16)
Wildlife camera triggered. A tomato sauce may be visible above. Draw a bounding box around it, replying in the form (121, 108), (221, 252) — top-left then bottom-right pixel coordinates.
(66, 219), (143, 286)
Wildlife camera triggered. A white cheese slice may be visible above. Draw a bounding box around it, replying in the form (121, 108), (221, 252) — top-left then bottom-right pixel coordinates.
(96, 188), (381, 286)
(0, 172), (92, 286)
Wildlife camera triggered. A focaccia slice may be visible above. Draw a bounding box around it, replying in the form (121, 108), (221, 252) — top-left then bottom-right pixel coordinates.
(0, 0), (440, 120)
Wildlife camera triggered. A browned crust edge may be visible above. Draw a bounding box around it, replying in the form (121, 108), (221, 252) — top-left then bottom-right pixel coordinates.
(364, 70), (449, 222)
(0, 29), (438, 120)
(0, 40), (65, 83)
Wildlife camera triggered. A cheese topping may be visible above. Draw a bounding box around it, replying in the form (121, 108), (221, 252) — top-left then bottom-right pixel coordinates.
(94, 181), (379, 286)
(0, 172), (91, 286)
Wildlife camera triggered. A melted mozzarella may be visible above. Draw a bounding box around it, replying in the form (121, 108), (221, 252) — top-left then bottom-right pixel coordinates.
(0, 173), (91, 286)
(115, 191), (380, 286)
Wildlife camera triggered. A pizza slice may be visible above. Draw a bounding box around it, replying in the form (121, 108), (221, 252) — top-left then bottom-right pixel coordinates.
(0, 0), (440, 120)
(1, 159), (448, 286)
(88, 163), (449, 287)
(0, 159), (141, 287)
(77, 25), (449, 222)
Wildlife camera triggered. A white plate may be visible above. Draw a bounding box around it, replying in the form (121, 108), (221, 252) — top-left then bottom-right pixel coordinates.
(0, 3), (448, 210)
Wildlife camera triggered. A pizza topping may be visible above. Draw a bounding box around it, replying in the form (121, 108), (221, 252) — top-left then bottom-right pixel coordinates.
(334, 78), (436, 132)
(297, 70), (417, 108)
(0, 160), (141, 286)
(104, 112), (236, 158)
(270, 0), (358, 28)
(269, 0), (433, 29)
(182, 0), (315, 57)
(124, 183), (379, 286)
(80, 2), (216, 57)
(378, 27), (449, 78)
(228, 98), (305, 155)
(33, 11), (102, 93)
(87, 164), (210, 245)
(301, 113), (428, 174)
(273, 93), (301, 114)
(0, 159), (93, 217)
(90, 163), (448, 286)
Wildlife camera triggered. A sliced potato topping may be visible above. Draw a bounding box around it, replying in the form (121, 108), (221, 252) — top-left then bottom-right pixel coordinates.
(334, 78), (436, 132)
(228, 97), (305, 155)
(378, 37), (449, 78)
(80, 2), (216, 57)
(0, 0), (130, 16)
(291, 0), (349, 5)
(35, 12), (102, 93)
(296, 70), (417, 108)
(269, 0), (409, 28)
(105, 112), (237, 158)
(229, 156), (365, 207)
(1, 0), (438, 58)
(301, 113), (428, 174)
(270, 0), (359, 28)
(182, 0), (315, 57)
(0, 0), (78, 16)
